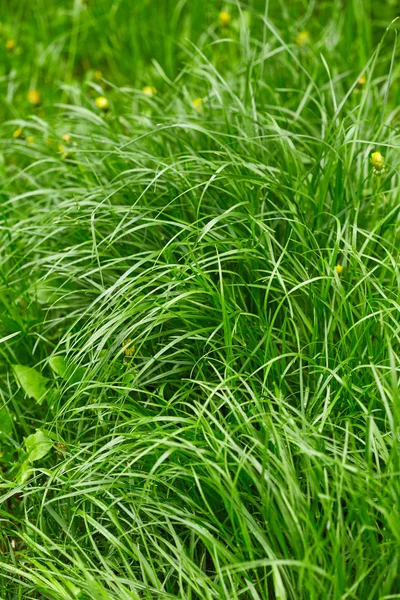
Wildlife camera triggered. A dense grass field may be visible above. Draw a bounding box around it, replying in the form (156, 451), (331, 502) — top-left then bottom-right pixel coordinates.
(1, 1), (400, 598)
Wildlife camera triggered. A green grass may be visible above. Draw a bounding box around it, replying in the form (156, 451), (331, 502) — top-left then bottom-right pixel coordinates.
(1, 1), (400, 598)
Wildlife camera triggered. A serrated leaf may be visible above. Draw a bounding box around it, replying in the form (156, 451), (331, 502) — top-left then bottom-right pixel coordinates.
(12, 365), (49, 405)
(24, 430), (52, 462)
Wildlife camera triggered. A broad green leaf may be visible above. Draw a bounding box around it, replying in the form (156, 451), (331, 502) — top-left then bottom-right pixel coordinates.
(17, 459), (32, 485)
(122, 371), (136, 385)
(0, 408), (13, 435)
(48, 356), (68, 378)
(48, 355), (84, 384)
(12, 365), (49, 405)
(39, 428), (58, 442)
(24, 430), (52, 462)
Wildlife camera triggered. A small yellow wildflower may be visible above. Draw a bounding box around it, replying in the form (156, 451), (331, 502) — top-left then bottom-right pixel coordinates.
(334, 264), (343, 276)
(296, 31), (310, 46)
(27, 90), (41, 105)
(6, 39), (16, 51)
(95, 95), (109, 110)
(122, 339), (135, 357)
(13, 127), (23, 139)
(142, 85), (157, 97)
(26, 136), (35, 145)
(370, 151), (384, 171)
(94, 70), (102, 81)
(192, 97), (203, 113)
(58, 144), (70, 158)
(218, 11), (231, 27)
(357, 73), (366, 87)
(62, 133), (72, 144)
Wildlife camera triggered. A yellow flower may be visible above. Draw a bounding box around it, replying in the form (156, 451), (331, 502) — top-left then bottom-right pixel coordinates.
(357, 73), (366, 87)
(142, 85), (157, 97)
(26, 136), (35, 145)
(334, 264), (343, 275)
(62, 133), (72, 144)
(95, 96), (109, 110)
(94, 70), (102, 81)
(192, 97), (203, 113)
(218, 11), (231, 27)
(27, 90), (41, 105)
(122, 339), (135, 357)
(13, 127), (23, 139)
(6, 39), (16, 51)
(296, 31), (310, 46)
(58, 144), (70, 158)
(370, 151), (384, 171)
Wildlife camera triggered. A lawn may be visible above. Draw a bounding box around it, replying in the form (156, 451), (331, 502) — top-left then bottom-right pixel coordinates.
(0, 1), (400, 598)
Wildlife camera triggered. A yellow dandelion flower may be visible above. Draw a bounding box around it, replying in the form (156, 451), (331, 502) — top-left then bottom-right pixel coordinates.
(142, 85), (157, 97)
(357, 73), (366, 87)
(27, 90), (41, 105)
(6, 39), (16, 51)
(370, 151), (384, 171)
(94, 70), (102, 81)
(296, 31), (310, 46)
(62, 133), (72, 144)
(122, 339), (135, 357)
(95, 95), (109, 110)
(334, 264), (343, 275)
(218, 11), (231, 27)
(192, 97), (203, 113)
(26, 136), (35, 145)
(13, 127), (23, 139)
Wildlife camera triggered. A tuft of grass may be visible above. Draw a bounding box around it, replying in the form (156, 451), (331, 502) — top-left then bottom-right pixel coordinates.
(0, 1), (400, 598)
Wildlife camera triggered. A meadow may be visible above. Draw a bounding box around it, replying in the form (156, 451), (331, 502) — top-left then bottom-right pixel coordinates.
(0, 1), (400, 598)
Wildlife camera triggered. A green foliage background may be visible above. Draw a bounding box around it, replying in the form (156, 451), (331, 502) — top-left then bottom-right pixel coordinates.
(0, 1), (400, 598)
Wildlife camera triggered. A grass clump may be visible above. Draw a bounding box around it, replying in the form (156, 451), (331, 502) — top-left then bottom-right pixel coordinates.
(0, 1), (400, 598)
